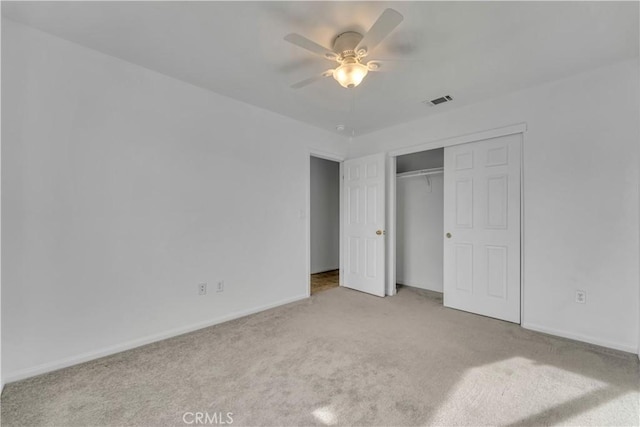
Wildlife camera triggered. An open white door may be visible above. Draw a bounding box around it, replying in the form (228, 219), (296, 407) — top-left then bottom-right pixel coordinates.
(342, 153), (386, 297)
(443, 134), (521, 323)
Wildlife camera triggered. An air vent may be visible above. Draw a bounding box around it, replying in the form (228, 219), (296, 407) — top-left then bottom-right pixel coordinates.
(425, 95), (453, 106)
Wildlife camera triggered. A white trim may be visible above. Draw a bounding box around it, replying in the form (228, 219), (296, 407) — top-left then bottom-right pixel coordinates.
(520, 133), (526, 324)
(387, 156), (397, 296)
(1, 10), (3, 387)
(522, 322), (637, 354)
(3, 294), (308, 384)
(308, 149), (345, 163)
(339, 162), (344, 287)
(306, 155), (311, 297)
(389, 123), (527, 157)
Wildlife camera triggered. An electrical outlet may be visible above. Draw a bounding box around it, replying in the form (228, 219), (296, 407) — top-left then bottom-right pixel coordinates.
(198, 283), (207, 296)
(575, 290), (586, 304)
(217, 280), (224, 293)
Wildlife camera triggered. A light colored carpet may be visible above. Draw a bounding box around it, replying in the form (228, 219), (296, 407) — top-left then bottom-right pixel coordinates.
(1, 286), (638, 426)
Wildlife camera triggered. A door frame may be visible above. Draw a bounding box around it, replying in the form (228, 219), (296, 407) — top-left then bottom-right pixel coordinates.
(307, 150), (345, 298)
(387, 123), (527, 321)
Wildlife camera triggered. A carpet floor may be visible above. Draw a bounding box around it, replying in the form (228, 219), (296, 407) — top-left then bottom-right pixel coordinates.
(1, 286), (638, 426)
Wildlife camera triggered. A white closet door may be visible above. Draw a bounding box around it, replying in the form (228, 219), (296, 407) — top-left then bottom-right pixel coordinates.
(443, 134), (521, 323)
(342, 153), (386, 297)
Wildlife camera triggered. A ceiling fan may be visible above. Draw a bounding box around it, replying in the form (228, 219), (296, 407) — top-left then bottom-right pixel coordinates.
(284, 8), (404, 89)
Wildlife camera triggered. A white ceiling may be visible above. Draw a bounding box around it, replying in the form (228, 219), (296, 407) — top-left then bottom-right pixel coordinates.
(3, 1), (638, 137)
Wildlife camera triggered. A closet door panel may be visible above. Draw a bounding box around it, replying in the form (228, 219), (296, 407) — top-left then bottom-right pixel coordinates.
(443, 134), (521, 323)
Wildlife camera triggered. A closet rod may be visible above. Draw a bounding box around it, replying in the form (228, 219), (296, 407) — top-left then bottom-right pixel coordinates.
(396, 167), (444, 179)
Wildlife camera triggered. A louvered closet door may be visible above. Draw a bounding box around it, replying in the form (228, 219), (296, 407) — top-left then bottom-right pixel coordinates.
(443, 134), (521, 323)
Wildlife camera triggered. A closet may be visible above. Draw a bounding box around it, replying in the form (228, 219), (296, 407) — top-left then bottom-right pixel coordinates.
(396, 148), (444, 293)
(394, 133), (522, 322)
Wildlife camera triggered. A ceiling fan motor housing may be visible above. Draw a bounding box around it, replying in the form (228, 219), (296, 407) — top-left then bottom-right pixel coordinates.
(333, 31), (364, 59)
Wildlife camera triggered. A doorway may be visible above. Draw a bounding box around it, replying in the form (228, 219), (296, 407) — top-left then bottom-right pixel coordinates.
(310, 156), (341, 295)
(396, 149), (444, 302)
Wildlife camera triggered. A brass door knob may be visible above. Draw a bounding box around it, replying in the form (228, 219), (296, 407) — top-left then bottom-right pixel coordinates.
(446, 232), (452, 238)
(376, 230), (384, 235)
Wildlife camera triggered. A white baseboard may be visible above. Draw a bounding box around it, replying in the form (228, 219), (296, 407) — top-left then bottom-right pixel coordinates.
(4, 294), (308, 384)
(396, 281), (443, 294)
(522, 322), (637, 354)
(310, 267), (340, 275)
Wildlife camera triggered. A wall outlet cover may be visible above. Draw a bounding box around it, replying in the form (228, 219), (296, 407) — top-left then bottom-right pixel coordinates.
(198, 283), (207, 296)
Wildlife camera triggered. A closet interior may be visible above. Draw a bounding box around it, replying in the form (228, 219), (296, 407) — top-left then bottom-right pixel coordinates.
(396, 148), (444, 295)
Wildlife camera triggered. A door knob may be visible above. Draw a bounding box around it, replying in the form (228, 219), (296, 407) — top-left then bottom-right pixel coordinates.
(376, 230), (384, 235)
(446, 232), (452, 238)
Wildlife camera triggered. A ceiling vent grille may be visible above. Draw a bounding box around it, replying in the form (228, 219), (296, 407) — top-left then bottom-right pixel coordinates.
(425, 95), (453, 106)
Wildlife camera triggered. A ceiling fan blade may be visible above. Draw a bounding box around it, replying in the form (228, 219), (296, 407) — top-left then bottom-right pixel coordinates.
(356, 9), (404, 56)
(290, 70), (334, 89)
(284, 33), (338, 60)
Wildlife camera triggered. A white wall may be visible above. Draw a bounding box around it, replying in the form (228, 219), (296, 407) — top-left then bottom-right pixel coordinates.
(396, 174), (443, 292)
(310, 157), (340, 274)
(351, 59), (640, 353)
(1, 19), (346, 382)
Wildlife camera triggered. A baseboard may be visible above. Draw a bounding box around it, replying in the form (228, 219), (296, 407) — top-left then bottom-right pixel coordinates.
(522, 322), (637, 354)
(310, 267), (339, 275)
(4, 294), (309, 384)
(396, 281), (443, 294)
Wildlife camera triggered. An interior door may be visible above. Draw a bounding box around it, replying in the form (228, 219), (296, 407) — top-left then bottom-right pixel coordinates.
(443, 134), (521, 323)
(342, 153), (386, 297)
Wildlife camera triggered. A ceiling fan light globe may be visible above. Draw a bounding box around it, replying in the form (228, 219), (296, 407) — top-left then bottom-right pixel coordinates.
(333, 61), (368, 88)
